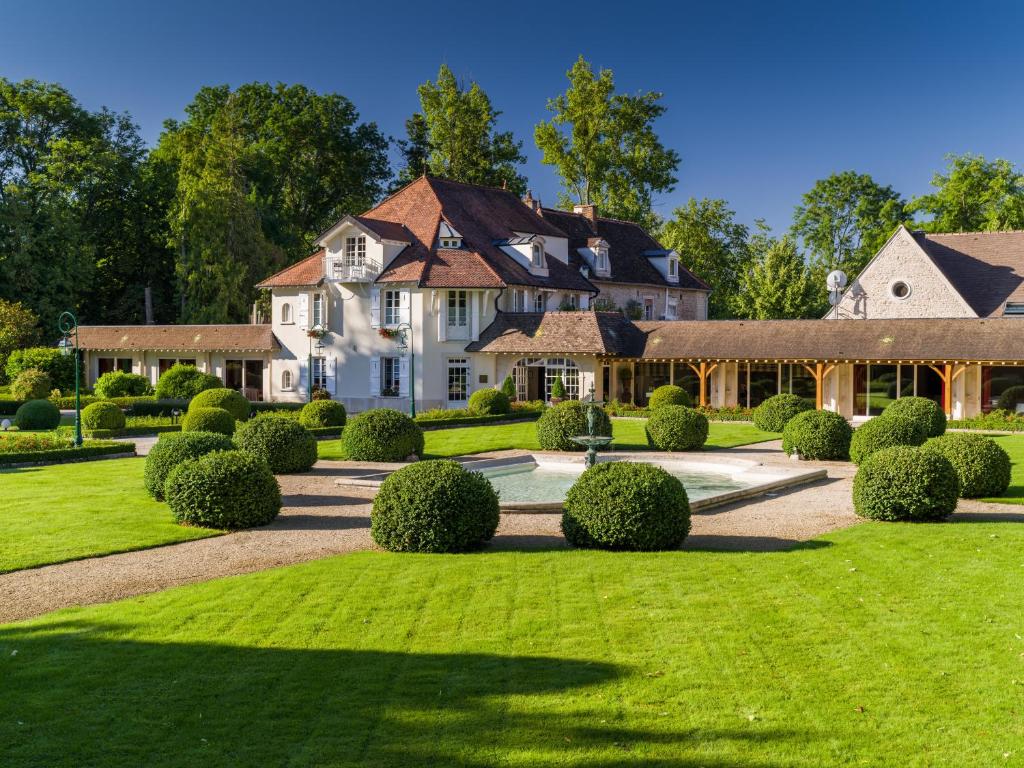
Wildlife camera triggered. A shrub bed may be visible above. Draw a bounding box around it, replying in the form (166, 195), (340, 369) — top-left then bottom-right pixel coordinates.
(782, 409), (852, 460)
(94, 370), (152, 399)
(250, 401), (305, 414)
(5, 347), (75, 391)
(10, 368), (51, 400)
(849, 415), (927, 465)
(143, 430), (235, 498)
(165, 450), (281, 529)
(189, 387), (250, 421)
(181, 406), (235, 436)
(882, 396), (946, 437)
(14, 399), (61, 430)
(299, 399), (346, 428)
(645, 405), (709, 451)
(155, 364), (221, 400)
(127, 398), (189, 417)
(234, 415), (318, 474)
(647, 385), (692, 411)
(852, 446), (959, 521)
(342, 408), (425, 461)
(536, 400), (612, 451)
(753, 393), (812, 432)
(562, 462), (691, 551)
(0, 439), (132, 466)
(922, 433), (1012, 498)
(467, 388), (511, 415)
(370, 459), (500, 552)
(81, 401), (126, 431)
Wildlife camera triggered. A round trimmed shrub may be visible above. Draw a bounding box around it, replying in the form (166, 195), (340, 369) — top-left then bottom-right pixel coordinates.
(753, 393), (812, 432)
(782, 409), (852, 460)
(342, 408), (425, 462)
(371, 459), (499, 552)
(298, 399), (346, 429)
(181, 406), (235, 436)
(189, 387), (250, 421)
(468, 388), (511, 415)
(536, 400), (612, 452)
(882, 396), (946, 437)
(852, 446), (959, 521)
(922, 433), (1011, 498)
(94, 370), (151, 399)
(234, 415), (317, 474)
(155, 363), (221, 400)
(645, 405), (708, 451)
(849, 415), (927, 465)
(562, 462), (691, 551)
(81, 401), (126, 431)
(14, 398), (61, 430)
(10, 368), (51, 401)
(996, 385), (1024, 413)
(165, 450), (281, 529)
(647, 384), (692, 411)
(143, 430), (235, 498)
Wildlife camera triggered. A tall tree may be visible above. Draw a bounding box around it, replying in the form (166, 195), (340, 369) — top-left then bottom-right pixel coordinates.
(791, 171), (906, 284)
(908, 153), (1024, 232)
(158, 83), (390, 322)
(0, 299), (40, 384)
(535, 56), (679, 229)
(658, 198), (750, 318)
(733, 229), (816, 319)
(396, 65), (526, 194)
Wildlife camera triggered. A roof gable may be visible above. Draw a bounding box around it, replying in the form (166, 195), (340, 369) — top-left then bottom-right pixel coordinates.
(912, 230), (1024, 316)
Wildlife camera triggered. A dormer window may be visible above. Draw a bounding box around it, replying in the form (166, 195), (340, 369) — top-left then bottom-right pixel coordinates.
(668, 258), (679, 279)
(438, 221), (463, 250)
(596, 245), (609, 272)
(531, 241), (544, 267)
(440, 237), (462, 249)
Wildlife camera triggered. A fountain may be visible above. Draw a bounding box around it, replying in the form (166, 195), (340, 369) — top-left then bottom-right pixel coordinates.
(570, 383), (614, 468)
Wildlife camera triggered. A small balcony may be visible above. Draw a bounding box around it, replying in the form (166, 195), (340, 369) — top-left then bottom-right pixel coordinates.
(325, 258), (380, 283)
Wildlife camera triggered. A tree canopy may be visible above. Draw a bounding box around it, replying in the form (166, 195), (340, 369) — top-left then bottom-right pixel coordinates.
(733, 230), (816, 319)
(908, 153), (1024, 232)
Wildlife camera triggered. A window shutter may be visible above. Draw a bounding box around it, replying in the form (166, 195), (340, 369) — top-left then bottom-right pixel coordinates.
(297, 358), (308, 396)
(326, 357), (337, 396)
(297, 293), (309, 329)
(369, 356), (380, 397)
(399, 290), (411, 326)
(370, 287), (381, 328)
(399, 356), (410, 397)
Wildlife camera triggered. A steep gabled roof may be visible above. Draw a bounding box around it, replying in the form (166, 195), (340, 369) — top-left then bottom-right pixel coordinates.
(256, 249), (325, 288)
(465, 311), (645, 355)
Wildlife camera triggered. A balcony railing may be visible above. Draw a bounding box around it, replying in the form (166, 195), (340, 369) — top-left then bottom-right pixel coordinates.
(326, 258), (380, 283)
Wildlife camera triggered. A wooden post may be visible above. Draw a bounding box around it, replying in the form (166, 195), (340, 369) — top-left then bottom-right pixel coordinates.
(802, 362), (835, 411)
(687, 361), (718, 408)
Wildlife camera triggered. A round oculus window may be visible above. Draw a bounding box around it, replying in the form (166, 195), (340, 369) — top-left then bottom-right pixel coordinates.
(891, 281), (911, 299)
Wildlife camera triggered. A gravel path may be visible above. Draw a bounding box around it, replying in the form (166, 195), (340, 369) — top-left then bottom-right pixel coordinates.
(3, 442), (1020, 624)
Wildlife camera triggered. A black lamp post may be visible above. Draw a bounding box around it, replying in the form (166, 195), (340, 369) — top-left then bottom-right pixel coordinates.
(58, 311), (82, 447)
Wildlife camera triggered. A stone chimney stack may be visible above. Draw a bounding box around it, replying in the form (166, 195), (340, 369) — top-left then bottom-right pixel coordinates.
(523, 189), (542, 214)
(573, 203), (597, 223)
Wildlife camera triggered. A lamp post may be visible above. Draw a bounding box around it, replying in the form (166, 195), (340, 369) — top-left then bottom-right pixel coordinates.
(58, 311), (82, 447)
(307, 324), (326, 402)
(395, 322), (416, 418)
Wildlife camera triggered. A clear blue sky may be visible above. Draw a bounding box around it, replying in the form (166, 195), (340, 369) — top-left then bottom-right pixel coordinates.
(3, 0), (1024, 231)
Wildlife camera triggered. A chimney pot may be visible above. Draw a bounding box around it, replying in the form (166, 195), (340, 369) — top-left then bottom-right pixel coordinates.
(573, 203), (597, 222)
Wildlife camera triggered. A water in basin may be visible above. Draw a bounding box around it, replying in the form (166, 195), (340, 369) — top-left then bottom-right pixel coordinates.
(481, 462), (746, 504)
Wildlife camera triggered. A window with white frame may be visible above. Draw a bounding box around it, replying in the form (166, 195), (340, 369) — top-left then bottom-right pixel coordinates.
(311, 293), (325, 327)
(596, 246), (608, 272)
(513, 289), (527, 313)
(381, 356), (401, 397)
(311, 357), (327, 389)
(447, 358), (470, 403)
(533, 292), (546, 312)
(281, 369), (293, 390)
(562, 293), (578, 310)
(668, 258), (678, 279)
(440, 237), (461, 248)
(531, 241), (543, 267)
(281, 303), (292, 324)
(448, 290), (468, 328)
(643, 299), (654, 320)
(667, 301), (678, 320)
(344, 235), (366, 266)
(383, 290), (401, 326)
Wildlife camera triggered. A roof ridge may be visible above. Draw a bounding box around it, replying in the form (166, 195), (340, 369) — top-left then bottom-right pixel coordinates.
(918, 229), (1024, 237)
(539, 205), (647, 228)
(423, 174), (523, 197)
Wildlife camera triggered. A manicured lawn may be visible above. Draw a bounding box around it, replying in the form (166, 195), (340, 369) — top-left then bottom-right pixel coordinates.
(318, 419), (780, 460)
(0, 458), (219, 573)
(984, 433), (1024, 504)
(2, 521), (1021, 766)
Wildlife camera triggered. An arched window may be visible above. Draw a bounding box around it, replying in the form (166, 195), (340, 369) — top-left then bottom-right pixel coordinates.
(531, 241), (544, 267)
(281, 303), (292, 324)
(511, 357), (580, 402)
(282, 369), (293, 390)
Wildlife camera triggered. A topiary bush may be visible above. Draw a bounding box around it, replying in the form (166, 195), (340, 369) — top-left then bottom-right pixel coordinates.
(647, 384), (692, 411)
(298, 399), (346, 429)
(81, 401), (126, 431)
(782, 409), (853, 460)
(370, 459), (499, 552)
(164, 450), (281, 529)
(14, 398), (61, 430)
(500, 375), (516, 399)
(342, 408), (425, 461)
(536, 400), (612, 451)
(852, 445), (959, 521)
(189, 387), (250, 421)
(155, 363), (221, 400)
(922, 433), (1012, 498)
(996, 385), (1024, 413)
(468, 388), (511, 415)
(882, 396), (946, 437)
(143, 430), (235, 498)
(849, 415), (927, 465)
(645, 405), (709, 451)
(10, 368), (51, 400)
(181, 406), (235, 436)
(753, 393), (812, 432)
(562, 462), (691, 551)
(94, 370), (152, 399)
(234, 415), (318, 474)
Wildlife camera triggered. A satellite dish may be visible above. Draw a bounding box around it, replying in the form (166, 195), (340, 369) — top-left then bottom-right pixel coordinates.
(826, 270), (848, 291)
(828, 289), (842, 306)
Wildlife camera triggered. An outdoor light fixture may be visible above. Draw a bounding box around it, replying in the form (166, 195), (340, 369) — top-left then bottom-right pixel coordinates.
(58, 310), (83, 447)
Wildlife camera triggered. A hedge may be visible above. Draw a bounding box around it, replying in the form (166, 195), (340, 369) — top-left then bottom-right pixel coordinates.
(752, 394), (812, 432)
(645, 405), (709, 451)
(81, 401), (126, 431)
(5, 347), (75, 392)
(127, 398), (189, 417)
(298, 399), (346, 428)
(782, 409), (852, 460)
(882, 396), (946, 437)
(14, 399), (61, 430)
(234, 416), (318, 474)
(342, 408), (425, 462)
(165, 450), (282, 529)
(467, 388), (511, 415)
(536, 400), (612, 451)
(86, 425), (183, 439)
(852, 446), (959, 521)
(370, 459), (500, 553)
(155, 364), (221, 400)
(181, 406), (235, 436)
(189, 387), (250, 421)
(922, 433), (1012, 498)
(143, 430), (235, 499)
(647, 385), (692, 411)
(849, 415), (927, 465)
(562, 462), (691, 551)
(415, 410), (543, 429)
(0, 440), (133, 466)
(996, 385), (1024, 413)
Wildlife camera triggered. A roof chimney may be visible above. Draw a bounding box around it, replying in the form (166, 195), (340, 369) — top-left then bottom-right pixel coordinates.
(573, 203), (597, 223)
(523, 189), (542, 214)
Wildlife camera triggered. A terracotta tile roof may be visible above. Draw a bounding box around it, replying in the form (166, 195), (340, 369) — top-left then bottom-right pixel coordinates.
(540, 207), (711, 291)
(256, 249), (325, 288)
(466, 311), (644, 355)
(912, 230), (1024, 316)
(352, 216), (412, 242)
(78, 325), (279, 352)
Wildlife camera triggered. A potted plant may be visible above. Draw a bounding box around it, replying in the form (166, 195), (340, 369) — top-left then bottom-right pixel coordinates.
(550, 375), (566, 405)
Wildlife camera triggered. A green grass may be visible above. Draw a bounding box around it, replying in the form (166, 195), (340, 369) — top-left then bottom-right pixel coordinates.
(983, 434), (1024, 504)
(0, 458), (219, 573)
(317, 419), (780, 460)
(2, 521), (1022, 766)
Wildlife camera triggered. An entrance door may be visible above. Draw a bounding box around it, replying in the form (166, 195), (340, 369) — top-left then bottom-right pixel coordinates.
(447, 358), (470, 408)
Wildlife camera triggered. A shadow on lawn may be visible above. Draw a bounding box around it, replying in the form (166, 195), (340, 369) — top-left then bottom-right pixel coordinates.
(0, 619), (805, 768)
